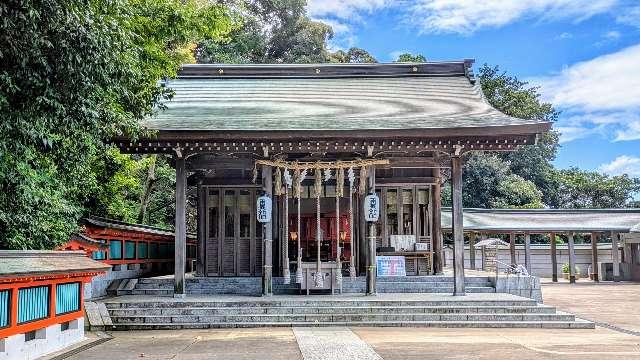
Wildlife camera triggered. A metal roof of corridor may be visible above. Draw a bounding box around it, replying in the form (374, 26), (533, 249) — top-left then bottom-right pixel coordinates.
(441, 208), (640, 233)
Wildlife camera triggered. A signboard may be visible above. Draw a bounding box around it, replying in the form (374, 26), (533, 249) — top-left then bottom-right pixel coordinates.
(364, 194), (380, 222)
(376, 256), (406, 277)
(256, 195), (272, 223)
(390, 235), (416, 251)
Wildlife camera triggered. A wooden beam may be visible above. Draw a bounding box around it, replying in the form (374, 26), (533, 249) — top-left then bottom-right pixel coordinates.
(567, 232), (576, 284)
(174, 155), (187, 297)
(480, 233), (487, 271)
(366, 166), (377, 295)
(383, 157), (441, 168)
(451, 156), (465, 296)
(187, 156), (254, 170)
(591, 233), (599, 282)
(550, 232), (558, 282)
(196, 181), (206, 276)
(432, 169), (443, 274)
(261, 165), (273, 296)
(509, 232), (516, 266)
(469, 232), (476, 270)
(375, 177), (437, 185)
(612, 231), (620, 282)
(524, 232), (532, 274)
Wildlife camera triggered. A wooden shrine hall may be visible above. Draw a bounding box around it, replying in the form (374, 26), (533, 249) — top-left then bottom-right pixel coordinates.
(115, 61), (551, 297)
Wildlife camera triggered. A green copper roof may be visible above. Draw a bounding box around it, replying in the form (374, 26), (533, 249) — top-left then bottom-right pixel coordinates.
(441, 208), (640, 233)
(145, 62), (550, 133)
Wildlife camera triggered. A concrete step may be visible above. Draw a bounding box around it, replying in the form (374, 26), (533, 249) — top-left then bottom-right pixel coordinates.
(110, 313), (576, 324)
(108, 305), (557, 316)
(129, 289), (173, 296)
(375, 285), (494, 293)
(135, 283), (173, 290)
(375, 276), (491, 284)
(109, 319), (594, 330)
(105, 299), (538, 309)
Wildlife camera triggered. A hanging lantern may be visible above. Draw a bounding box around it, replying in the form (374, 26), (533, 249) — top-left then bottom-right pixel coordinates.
(256, 194), (272, 223)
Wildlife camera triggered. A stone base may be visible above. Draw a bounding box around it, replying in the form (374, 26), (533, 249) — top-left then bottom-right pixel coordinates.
(0, 318), (84, 360)
(491, 274), (543, 303)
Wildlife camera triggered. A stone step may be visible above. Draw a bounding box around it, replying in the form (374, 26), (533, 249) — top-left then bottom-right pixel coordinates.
(130, 289), (173, 296)
(105, 300), (538, 310)
(135, 283), (174, 290)
(375, 286), (495, 293)
(109, 313), (576, 324)
(109, 319), (594, 330)
(108, 305), (557, 316)
(375, 276), (491, 283)
(138, 277), (493, 286)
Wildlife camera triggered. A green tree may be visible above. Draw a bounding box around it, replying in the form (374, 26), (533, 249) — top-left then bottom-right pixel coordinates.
(328, 47), (377, 63)
(0, 0), (233, 249)
(197, 0), (334, 64)
(477, 64), (560, 206)
(490, 174), (544, 209)
(555, 168), (640, 208)
(395, 53), (427, 62)
(461, 153), (509, 208)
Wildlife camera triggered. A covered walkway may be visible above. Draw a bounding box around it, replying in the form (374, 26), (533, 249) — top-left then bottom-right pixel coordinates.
(442, 208), (640, 283)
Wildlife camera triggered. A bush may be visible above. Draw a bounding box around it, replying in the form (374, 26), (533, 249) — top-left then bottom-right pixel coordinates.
(561, 263), (580, 274)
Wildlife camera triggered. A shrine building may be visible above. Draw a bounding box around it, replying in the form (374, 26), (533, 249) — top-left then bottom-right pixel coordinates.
(115, 61), (551, 297)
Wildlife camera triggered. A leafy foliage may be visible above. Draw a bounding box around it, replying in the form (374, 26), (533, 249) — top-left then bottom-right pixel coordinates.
(197, 0), (335, 64)
(554, 168), (640, 208)
(395, 53), (427, 62)
(0, 0), (232, 249)
(328, 47), (377, 63)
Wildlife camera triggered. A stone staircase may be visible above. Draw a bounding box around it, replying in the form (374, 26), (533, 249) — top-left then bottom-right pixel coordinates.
(101, 295), (594, 330)
(124, 276), (496, 296)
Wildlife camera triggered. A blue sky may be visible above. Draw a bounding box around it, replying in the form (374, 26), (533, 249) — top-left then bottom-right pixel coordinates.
(308, 0), (640, 178)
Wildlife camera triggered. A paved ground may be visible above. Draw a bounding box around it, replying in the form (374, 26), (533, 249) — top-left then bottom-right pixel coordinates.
(541, 280), (640, 334)
(54, 281), (640, 360)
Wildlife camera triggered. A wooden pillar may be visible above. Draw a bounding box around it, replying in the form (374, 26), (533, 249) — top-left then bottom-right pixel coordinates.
(480, 233), (487, 271)
(591, 233), (599, 282)
(432, 168), (443, 274)
(524, 232), (532, 274)
(550, 232), (558, 282)
(174, 155), (187, 297)
(262, 165), (273, 296)
(366, 167), (377, 295)
(196, 181), (206, 276)
(469, 232), (476, 270)
(612, 231), (620, 282)
(451, 156), (465, 296)
(509, 232), (516, 266)
(567, 232), (576, 284)
(282, 187), (290, 282)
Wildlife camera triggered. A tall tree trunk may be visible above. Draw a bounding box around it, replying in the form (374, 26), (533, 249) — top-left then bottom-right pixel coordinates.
(138, 155), (157, 224)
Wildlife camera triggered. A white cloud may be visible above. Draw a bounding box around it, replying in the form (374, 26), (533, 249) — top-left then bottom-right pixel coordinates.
(407, 0), (617, 34)
(616, 5), (640, 28)
(556, 32), (573, 40)
(532, 44), (640, 143)
(603, 30), (621, 39)
(307, 0), (391, 20)
(320, 18), (350, 34)
(556, 126), (599, 143)
(309, 0), (636, 38)
(615, 120), (640, 141)
(536, 44), (640, 112)
(308, 0), (391, 51)
(599, 155), (640, 177)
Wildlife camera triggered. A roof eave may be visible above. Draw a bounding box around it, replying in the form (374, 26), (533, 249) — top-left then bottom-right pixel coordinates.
(128, 122), (552, 142)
